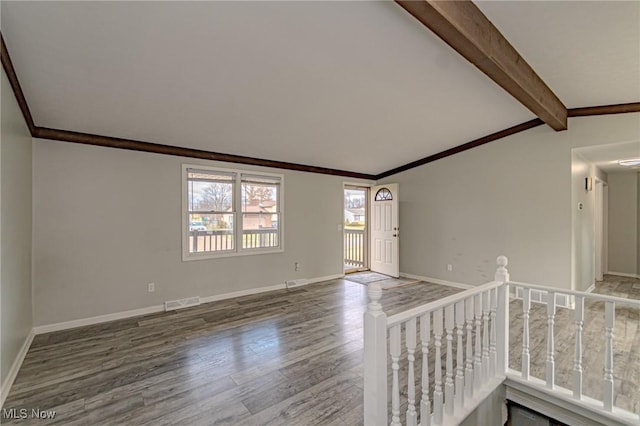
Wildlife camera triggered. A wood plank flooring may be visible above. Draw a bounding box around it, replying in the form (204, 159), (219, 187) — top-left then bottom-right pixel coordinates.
(1, 279), (460, 425)
(2, 274), (638, 425)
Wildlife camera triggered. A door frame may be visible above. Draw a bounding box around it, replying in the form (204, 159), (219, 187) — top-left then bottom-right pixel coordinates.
(593, 178), (607, 282)
(370, 183), (399, 278)
(343, 183), (371, 274)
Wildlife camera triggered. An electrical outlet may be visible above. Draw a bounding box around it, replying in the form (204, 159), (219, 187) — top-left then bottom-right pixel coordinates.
(294, 262), (300, 272)
(447, 264), (453, 272)
(148, 282), (155, 292)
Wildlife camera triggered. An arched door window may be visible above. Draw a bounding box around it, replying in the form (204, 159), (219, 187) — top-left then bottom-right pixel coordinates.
(374, 187), (393, 201)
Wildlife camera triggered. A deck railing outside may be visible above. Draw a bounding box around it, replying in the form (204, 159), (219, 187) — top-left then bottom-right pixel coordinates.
(363, 256), (640, 426)
(344, 228), (365, 269)
(189, 228), (278, 252)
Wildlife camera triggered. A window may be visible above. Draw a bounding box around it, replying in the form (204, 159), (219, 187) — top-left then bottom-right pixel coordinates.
(374, 187), (393, 201)
(241, 174), (281, 249)
(183, 165), (283, 260)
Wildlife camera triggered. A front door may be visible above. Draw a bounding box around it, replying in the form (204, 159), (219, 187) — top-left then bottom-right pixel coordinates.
(370, 184), (399, 277)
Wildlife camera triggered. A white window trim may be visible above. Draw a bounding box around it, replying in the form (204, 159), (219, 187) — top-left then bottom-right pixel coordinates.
(182, 164), (285, 261)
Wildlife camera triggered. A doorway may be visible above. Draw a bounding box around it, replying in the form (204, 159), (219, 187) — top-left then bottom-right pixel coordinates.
(370, 183), (400, 278)
(594, 178), (607, 282)
(344, 186), (369, 273)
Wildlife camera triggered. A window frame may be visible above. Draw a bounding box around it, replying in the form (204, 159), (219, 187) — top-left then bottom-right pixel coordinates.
(182, 164), (285, 261)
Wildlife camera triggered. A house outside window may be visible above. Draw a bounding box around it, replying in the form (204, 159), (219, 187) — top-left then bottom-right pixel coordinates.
(183, 165), (283, 260)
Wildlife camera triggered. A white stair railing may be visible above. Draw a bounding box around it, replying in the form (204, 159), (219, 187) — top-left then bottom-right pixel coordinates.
(572, 294), (584, 399)
(420, 313), (431, 426)
(545, 290), (556, 389)
(364, 256), (640, 425)
(363, 283), (388, 426)
(363, 257), (509, 426)
(507, 280), (640, 425)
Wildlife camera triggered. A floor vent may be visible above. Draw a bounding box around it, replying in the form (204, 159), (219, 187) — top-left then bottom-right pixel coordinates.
(286, 279), (309, 289)
(165, 296), (200, 311)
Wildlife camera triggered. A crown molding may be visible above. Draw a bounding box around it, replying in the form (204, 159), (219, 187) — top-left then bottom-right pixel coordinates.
(32, 127), (376, 179)
(377, 118), (544, 179)
(1, 33), (35, 134)
(2, 31), (638, 181)
(568, 102), (640, 117)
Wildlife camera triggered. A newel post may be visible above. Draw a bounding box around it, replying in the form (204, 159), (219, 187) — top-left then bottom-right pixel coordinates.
(364, 282), (388, 426)
(495, 256), (510, 375)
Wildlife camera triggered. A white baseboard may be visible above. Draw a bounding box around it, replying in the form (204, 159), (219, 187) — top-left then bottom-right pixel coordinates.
(606, 271), (640, 279)
(284, 273), (344, 289)
(200, 283), (285, 303)
(1, 329), (35, 408)
(585, 283), (596, 294)
(34, 273), (345, 335)
(33, 304), (165, 334)
(399, 272), (473, 290)
(307, 273), (345, 285)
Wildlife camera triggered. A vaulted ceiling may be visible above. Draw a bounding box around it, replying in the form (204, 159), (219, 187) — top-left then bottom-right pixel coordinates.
(1, 1), (639, 177)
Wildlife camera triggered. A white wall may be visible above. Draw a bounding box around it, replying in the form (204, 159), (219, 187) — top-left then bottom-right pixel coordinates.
(571, 152), (594, 292)
(570, 152), (608, 291)
(25, 110), (640, 324)
(380, 123), (571, 288)
(1, 69), (33, 390)
(32, 140), (370, 325)
(379, 113), (640, 289)
(607, 172), (639, 276)
(460, 385), (506, 426)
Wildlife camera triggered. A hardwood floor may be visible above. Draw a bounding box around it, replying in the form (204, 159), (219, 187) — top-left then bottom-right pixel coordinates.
(1, 279), (460, 425)
(2, 274), (638, 425)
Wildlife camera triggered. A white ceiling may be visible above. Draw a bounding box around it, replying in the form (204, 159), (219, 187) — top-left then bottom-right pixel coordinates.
(576, 140), (640, 173)
(476, 1), (640, 108)
(1, 1), (638, 175)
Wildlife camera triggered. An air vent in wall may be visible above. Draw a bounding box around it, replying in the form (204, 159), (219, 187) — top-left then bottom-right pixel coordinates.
(165, 296), (200, 311)
(286, 279), (309, 289)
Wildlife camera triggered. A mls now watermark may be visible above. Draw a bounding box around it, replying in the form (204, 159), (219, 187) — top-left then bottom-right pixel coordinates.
(2, 408), (57, 420)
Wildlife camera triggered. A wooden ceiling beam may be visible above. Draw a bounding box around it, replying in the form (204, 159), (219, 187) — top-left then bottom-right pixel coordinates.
(395, 0), (568, 131)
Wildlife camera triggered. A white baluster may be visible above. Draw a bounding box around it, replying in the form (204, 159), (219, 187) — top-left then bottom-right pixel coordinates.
(420, 313), (431, 426)
(464, 297), (474, 399)
(444, 305), (454, 416)
(473, 294), (482, 393)
(603, 301), (615, 412)
(573, 295), (584, 400)
(546, 291), (556, 389)
(495, 257), (510, 375)
(406, 318), (417, 426)
(522, 287), (531, 380)
(482, 291), (490, 382)
(444, 305), (455, 416)
(455, 301), (465, 410)
(390, 324), (401, 426)
(434, 309), (444, 425)
(489, 288), (497, 377)
(364, 282), (387, 426)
